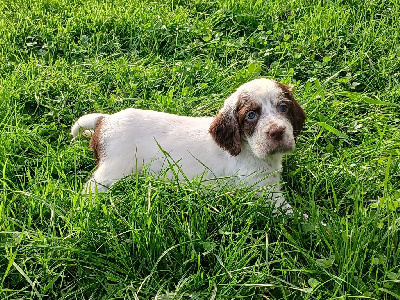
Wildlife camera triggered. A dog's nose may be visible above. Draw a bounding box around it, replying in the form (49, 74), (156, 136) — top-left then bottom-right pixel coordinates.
(267, 125), (285, 141)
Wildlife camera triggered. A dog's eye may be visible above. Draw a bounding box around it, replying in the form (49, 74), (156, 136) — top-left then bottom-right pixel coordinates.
(279, 104), (288, 112)
(247, 111), (257, 120)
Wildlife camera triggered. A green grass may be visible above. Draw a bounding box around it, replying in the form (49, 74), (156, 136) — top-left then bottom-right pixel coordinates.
(1, 0), (400, 298)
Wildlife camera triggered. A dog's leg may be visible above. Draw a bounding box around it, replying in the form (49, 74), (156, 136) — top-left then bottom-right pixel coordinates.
(272, 195), (293, 215)
(82, 163), (127, 194)
(272, 193), (309, 219)
(82, 177), (108, 194)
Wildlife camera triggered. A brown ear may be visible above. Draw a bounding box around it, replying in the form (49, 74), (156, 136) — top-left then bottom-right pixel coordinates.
(209, 108), (241, 156)
(276, 81), (306, 138)
(291, 99), (306, 138)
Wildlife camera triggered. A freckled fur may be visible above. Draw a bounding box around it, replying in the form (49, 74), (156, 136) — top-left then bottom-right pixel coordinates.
(71, 78), (306, 213)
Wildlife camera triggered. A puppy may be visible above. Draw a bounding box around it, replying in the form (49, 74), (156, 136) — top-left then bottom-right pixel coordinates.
(71, 78), (305, 212)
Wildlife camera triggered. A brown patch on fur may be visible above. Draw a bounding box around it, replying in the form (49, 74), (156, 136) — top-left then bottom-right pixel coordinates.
(89, 116), (105, 165)
(275, 81), (306, 138)
(209, 108), (242, 156)
(236, 92), (262, 136)
(209, 92), (262, 156)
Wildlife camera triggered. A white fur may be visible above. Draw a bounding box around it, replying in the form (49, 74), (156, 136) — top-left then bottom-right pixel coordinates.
(71, 113), (106, 138)
(233, 79), (296, 158)
(71, 78), (305, 213)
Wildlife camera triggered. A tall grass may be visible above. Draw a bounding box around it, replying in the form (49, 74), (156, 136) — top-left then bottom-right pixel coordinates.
(1, 0), (399, 298)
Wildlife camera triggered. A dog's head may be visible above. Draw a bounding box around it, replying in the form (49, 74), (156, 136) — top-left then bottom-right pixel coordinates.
(209, 78), (306, 158)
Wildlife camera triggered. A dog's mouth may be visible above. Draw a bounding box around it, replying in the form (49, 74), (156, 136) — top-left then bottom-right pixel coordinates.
(268, 144), (294, 154)
(244, 133), (295, 158)
(251, 143), (294, 160)
(263, 140), (295, 156)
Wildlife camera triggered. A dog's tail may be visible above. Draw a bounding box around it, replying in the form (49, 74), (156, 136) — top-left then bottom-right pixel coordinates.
(71, 113), (107, 139)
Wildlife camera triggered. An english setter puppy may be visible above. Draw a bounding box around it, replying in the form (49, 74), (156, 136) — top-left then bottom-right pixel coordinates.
(72, 78), (306, 212)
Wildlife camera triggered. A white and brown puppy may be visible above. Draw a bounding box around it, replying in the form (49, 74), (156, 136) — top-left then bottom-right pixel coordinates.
(71, 78), (305, 212)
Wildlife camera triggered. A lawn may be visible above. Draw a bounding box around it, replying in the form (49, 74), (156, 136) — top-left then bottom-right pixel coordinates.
(1, 0), (400, 298)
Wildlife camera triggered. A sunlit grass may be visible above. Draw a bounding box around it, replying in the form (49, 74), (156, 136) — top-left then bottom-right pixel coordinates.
(1, 0), (399, 298)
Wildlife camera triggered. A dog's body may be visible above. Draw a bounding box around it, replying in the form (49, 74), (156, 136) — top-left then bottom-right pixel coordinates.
(72, 109), (284, 192)
(72, 78), (305, 212)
